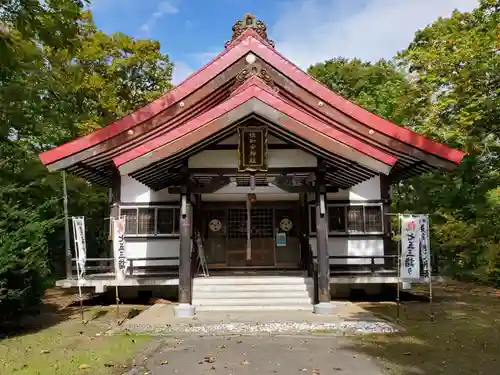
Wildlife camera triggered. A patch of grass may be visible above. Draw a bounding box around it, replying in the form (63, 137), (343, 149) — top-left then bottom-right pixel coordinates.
(1, 303), (152, 375)
(352, 281), (500, 375)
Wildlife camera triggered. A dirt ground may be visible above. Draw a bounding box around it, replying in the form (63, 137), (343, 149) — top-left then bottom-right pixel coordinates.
(2, 281), (500, 375)
(0, 289), (151, 375)
(354, 281), (500, 375)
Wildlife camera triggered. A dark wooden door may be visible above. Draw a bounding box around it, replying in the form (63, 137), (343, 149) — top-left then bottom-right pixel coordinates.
(203, 202), (301, 268)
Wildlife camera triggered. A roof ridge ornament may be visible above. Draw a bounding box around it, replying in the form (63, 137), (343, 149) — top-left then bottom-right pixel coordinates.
(225, 13), (275, 48)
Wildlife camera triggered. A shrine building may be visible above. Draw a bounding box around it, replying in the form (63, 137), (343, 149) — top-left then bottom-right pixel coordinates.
(39, 14), (464, 315)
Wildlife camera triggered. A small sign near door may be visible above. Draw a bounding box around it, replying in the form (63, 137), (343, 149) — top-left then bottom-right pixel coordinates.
(276, 232), (287, 247)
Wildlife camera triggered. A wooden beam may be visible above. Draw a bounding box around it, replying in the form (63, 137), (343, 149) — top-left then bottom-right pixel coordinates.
(168, 176), (231, 194)
(188, 167), (318, 175)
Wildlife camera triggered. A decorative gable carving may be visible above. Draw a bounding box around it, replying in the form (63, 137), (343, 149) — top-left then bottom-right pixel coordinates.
(226, 13), (275, 48)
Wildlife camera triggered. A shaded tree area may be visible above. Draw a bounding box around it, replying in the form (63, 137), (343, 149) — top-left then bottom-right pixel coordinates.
(308, 0), (500, 285)
(0, 0), (173, 320)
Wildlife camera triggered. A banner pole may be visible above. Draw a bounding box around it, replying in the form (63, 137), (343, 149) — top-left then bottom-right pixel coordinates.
(111, 217), (120, 324)
(427, 214), (434, 322)
(396, 214), (401, 324)
(115, 285), (120, 324)
(72, 218), (85, 324)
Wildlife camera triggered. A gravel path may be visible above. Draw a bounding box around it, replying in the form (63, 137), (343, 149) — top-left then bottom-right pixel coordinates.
(124, 320), (397, 335)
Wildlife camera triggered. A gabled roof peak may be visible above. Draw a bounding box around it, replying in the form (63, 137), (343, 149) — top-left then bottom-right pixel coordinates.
(231, 69), (278, 97)
(226, 13), (275, 48)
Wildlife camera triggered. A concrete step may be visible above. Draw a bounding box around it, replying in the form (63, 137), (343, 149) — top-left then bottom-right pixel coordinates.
(192, 276), (315, 312)
(192, 297), (313, 306)
(194, 284), (313, 293)
(193, 276), (313, 286)
(193, 290), (313, 299)
(195, 304), (313, 312)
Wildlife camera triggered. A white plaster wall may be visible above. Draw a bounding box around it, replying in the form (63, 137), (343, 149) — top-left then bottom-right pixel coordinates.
(217, 134), (286, 145)
(121, 175), (179, 203)
(326, 176), (381, 201)
(309, 236), (384, 265)
(188, 149), (317, 169)
(125, 239), (180, 266)
(202, 184), (299, 202)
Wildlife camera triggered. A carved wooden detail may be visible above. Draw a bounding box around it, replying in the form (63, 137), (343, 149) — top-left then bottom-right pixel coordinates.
(231, 66), (278, 93)
(225, 13), (275, 48)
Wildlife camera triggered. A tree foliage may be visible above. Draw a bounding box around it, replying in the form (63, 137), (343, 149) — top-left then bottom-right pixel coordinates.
(0, 0), (173, 320)
(309, 0), (500, 285)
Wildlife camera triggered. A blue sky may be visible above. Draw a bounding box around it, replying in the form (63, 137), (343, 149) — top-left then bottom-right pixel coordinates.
(90, 0), (478, 84)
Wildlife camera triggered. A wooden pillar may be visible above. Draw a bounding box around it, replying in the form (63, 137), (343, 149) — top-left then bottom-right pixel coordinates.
(178, 186), (192, 304)
(380, 175), (393, 267)
(299, 192), (312, 276)
(315, 167), (331, 304)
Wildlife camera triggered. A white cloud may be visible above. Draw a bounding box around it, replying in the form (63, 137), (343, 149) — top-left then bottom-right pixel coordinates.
(192, 51), (220, 65)
(271, 0), (478, 69)
(140, 0), (179, 35)
(170, 50), (220, 85)
(172, 61), (195, 85)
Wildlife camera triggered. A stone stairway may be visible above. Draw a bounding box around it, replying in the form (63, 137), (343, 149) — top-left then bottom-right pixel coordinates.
(192, 275), (314, 311)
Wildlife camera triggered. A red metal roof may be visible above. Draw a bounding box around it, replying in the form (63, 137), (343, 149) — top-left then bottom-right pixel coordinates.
(114, 81), (397, 176)
(39, 29), (464, 169)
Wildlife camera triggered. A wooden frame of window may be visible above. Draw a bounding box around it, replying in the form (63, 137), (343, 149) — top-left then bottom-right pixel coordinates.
(309, 202), (384, 236)
(119, 205), (180, 238)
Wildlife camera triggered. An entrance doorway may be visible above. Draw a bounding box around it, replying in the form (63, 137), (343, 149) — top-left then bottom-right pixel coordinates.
(202, 202), (301, 268)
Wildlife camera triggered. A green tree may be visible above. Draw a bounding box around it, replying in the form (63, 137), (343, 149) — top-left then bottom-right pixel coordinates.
(396, 0), (500, 283)
(308, 58), (421, 125)
(0, 0), (173, 321)
(308, 0), (500, 285)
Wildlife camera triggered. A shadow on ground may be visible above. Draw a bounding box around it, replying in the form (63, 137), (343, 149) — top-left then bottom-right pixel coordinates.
(344, 281), (500, 375)
(0, 288), (148, 341)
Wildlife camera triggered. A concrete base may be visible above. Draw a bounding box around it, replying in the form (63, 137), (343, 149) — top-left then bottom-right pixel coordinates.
(173, 303), (196, 317)
(400, 282), (412, 290)
(313, 302), (335, 315)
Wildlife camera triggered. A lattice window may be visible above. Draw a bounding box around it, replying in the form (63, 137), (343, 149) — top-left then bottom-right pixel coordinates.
(138, 208), (155, 234)
(120, 206), (179, 236)
(328, 206), (346, 232)
(251, 208), (273, 238)
(157, 208), (178, 234)
(121, 209), (137, 235)
(310, 203), (383, 235)
(228, 208), (247, 239)
(365, 206), (383, 233)
(347, 206), (364, 232)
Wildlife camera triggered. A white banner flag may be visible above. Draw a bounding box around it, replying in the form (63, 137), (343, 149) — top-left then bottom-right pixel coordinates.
(400, 216), (421, 280)
(72, 217), (87, 281)
(419, 215), (431, 281)
(113, 217), (127, 280)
